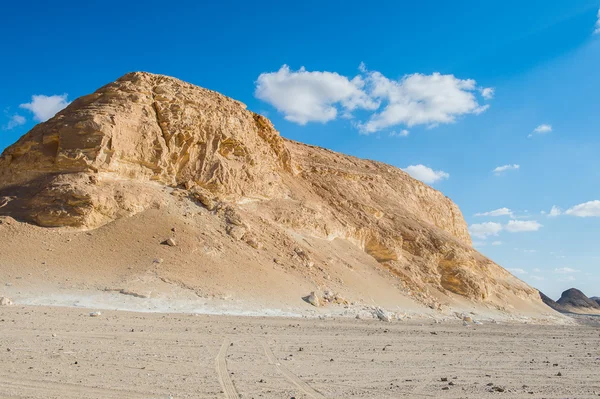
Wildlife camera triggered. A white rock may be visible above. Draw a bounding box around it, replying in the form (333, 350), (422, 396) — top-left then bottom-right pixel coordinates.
(89, 311), (102, 317)
(0, 297), (13, 306)
(307, 292), (320, 307)
(375, 307), (392, 322)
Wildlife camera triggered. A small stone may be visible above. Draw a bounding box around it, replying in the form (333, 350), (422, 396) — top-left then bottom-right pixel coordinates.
(556, 372), (562, 376)
(162, 238), (177, 247)
(0, 297), (13, 306)
(441, 377), (448, 382)
(89, 311), (101, 317)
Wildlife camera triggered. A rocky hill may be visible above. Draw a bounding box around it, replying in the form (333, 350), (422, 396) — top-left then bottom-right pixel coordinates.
(554, 289), (600, 314)
(0, 72), (556, 319)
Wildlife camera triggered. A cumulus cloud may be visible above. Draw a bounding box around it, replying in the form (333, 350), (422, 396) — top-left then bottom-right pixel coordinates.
(389, 129), (409, 137)
(595, 8), (600, 34)
(469, 222), (503, 239)
(491, 241), (502, 246)
(493, 164), (520, 174)
(548, 205), (562, 217)
(358, 71), (489, 133)
(508, 268), (528, 275)
(529, 275), (544, 281)
(475, 207), (513, 217)
(505, 220), (542, 232)
(255, 64), (491, 133)
(565, 200), (600, 217)
(20, 94), (70, 122)
(254, 65), (378, 125)
(402, 164), (449, 184)
(528, 124), (552, 138)
(3, 114), (26, 130)
(553, 267), (579, 274)
(481, 87), (495, 99)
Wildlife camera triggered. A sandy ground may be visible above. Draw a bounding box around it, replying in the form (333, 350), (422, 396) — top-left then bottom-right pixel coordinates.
(0, 305), (598, 399)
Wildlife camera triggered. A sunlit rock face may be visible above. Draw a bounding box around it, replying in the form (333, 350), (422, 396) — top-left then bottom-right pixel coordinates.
(0, 72), (539, 305)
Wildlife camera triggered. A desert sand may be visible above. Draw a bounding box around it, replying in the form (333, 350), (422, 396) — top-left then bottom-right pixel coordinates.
(0, 305), (599, 399)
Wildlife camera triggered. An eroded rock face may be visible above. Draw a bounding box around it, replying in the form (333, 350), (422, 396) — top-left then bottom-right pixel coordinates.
(0, 72), (290, 227)
(0, 72), (539, 304)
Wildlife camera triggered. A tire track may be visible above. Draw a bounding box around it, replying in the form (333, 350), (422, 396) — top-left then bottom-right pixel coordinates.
(215, 337), (239, 399)
(259, 339), (325, 398)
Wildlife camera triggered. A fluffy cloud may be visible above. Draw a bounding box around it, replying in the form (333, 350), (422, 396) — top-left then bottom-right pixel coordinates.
(554, 267), (579, 274)
(565, 200), (600, 217)
(595, 8), (600, 34)
(358, 71), (489, 133)
(475, 207), (513, 217)
(3, 114), (26, 130)
(255, 65), (491, 132)
(505, 220), (542, 232)
(548, 205), (562, 217)
(491, 241), (502, 246)
(389, 129), (409, 137)
(508, 268), (528, 275)
(481, 87), (495, 99)
(493, 164), (520, 174)
(528, 124), (552, 137)
(529, 275), (544, 281)
(469, 222), (503, 239)
(402, 164), (449, 184)
(255, 65), (378, 125)
(20, 94), (70, 122)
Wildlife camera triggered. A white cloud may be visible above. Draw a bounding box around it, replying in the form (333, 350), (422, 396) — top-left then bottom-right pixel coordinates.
(532, 268), (542, 272)
(475, 207), (513, 217)
(505, 220), (542, 232)
(254, 65), (378, 125)
(469, 222), (503, 239)
(508, 268), (528, 275)
(554, 267), (580, 274)
(3, 114), (26, 130)
(402, 164), (449, 184)
(529, 275), (544, 281)
(481, 87), (495, 100)
(565, 200), (600, 217)
(595, 8), (600, 34)
(493, 164), (520, 174)
(558, 275), (576, 282)
(491, 241), (502, 246)
(528, 124), (552, 138)
(389, 129), (409, 137)
(359, 71), (489, 133)
(255, 65), (491, 133)
(20, 94), (70, 122)
(548, 206), (562, 217)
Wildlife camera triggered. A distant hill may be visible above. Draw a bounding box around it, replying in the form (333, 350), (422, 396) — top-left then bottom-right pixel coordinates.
(546, 288), (600, 315)
(539, 291), (569, 313)
(591, 297), (600, 306)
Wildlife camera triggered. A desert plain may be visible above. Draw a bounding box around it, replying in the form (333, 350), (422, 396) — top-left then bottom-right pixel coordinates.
(0, 305), (599, 399)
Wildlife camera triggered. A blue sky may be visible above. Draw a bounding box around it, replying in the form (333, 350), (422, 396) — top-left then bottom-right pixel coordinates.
(1, 1), (599, 299)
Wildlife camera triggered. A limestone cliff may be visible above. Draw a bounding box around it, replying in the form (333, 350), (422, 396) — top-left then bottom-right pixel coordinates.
(0, 72), (541, 309)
